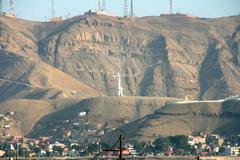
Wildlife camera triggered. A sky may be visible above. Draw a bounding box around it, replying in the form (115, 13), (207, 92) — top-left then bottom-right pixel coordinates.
(1, 0), (240, 21)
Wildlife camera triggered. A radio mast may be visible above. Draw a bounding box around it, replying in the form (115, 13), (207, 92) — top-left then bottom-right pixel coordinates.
(124, 0), (128, 17)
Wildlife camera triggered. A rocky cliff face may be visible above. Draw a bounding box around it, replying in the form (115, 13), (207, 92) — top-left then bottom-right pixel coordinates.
(0, 15), (240, 100)
(38, 15), (240, 100)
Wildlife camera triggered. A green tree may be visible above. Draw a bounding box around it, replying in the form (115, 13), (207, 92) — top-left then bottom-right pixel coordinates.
(219, 146), (226, 155)
(100, 141), (110, 150)
(71, 145), (81, 151)
(87, 143), (99, 153)
(53, 146), (64, 156)
(169, 135), (189, 149)
(153, 137), (170, 152)
(134, 142), (146, 153)
(33, 146), (41, 155)
(206, 136), (217, 145)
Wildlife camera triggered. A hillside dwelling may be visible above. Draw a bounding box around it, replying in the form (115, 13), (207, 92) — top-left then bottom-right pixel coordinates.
(79, 112), (87, 117)
(0, 150), (5, 157)
(53, 142), (66, 148)
(97, 130), (105, 136)
(3, 117), (10, 122)
(84, 10), (97, 15)
(4, 125), (11, 128)
(4, 12), (16, 18)
(160, 13), (198, 19)
(9, 112), (14, 115)
(96, 10), (116, 17)
(188, 135), (206, 146)
(225, 147), (240, 156)
(50, 17), (63, 22)
(73, 122), (80, 126)
(84, 10), (116, 17)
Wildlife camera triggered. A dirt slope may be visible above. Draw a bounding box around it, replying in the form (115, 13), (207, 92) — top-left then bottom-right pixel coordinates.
(0, 51), (99, 101)
(0, 98), (80, 135)
(115, 99), (240, 142)
(1, 15), (240, 100)
(28, 96), (180, 137)
(0, 14), (239, 138)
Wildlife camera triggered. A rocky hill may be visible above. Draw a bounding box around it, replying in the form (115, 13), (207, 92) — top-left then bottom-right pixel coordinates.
(0, 51), (99, 101)
(28, 96), (180, 137)
(0, 14), (239, 138)
(0, 15), (239, 100)
(0, 98), (81, 135)
(108, 98), (240, 142)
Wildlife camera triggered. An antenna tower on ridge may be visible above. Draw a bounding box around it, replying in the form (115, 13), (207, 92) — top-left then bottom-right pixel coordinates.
(98, 0), (101, 11)
(51, 0), (55, 18)
(130, 0), (134, 16)
(124, 0), (128, 17)
(9, 0), (14, 13)
(102, 0), (106, 10)
(170, 0), (173, 14)
(0, 0), (2, 15)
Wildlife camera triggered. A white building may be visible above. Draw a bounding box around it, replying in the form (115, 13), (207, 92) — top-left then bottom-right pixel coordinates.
(79, 112), (87, 117)
(188, 135), (206, 146)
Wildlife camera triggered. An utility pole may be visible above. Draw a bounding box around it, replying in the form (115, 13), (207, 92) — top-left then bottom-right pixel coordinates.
(16, 143), (19, 160)
(124, 0), (128, 17)
(119, 130), (124, 160)
(103, 130), (126, 160)
(130, 0), (134, 16)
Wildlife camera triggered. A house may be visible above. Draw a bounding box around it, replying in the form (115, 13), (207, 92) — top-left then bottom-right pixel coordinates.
(225, 147), (240, 156)
(188, 135), (206, 146)
(0, 150), (5, 157)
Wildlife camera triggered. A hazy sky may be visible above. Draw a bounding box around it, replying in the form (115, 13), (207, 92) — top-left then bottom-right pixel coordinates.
(1, 0), (240, 21)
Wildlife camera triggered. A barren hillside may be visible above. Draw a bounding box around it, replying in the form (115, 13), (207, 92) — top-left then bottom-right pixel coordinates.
(28, 96), (180, 137)
(114, 98), (240, 142)
(0, 98), (80, 135)
(0, 51), (99, 101)
(0, 14), (239, 138)
(0, 15), (239, 100)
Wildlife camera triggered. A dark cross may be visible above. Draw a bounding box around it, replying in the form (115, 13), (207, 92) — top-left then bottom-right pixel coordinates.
(103, 130), (126, 160)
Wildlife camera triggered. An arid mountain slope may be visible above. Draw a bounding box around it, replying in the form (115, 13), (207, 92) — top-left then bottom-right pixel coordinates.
(0, 15), (239, 138)
(37, 15), (240, 100)
(0, 15), (240, 100)
(0, 98), (80, 135)
(0, 51), (98, 101)
(115, 98), (240, 142)
(28, 96), (180, 137)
